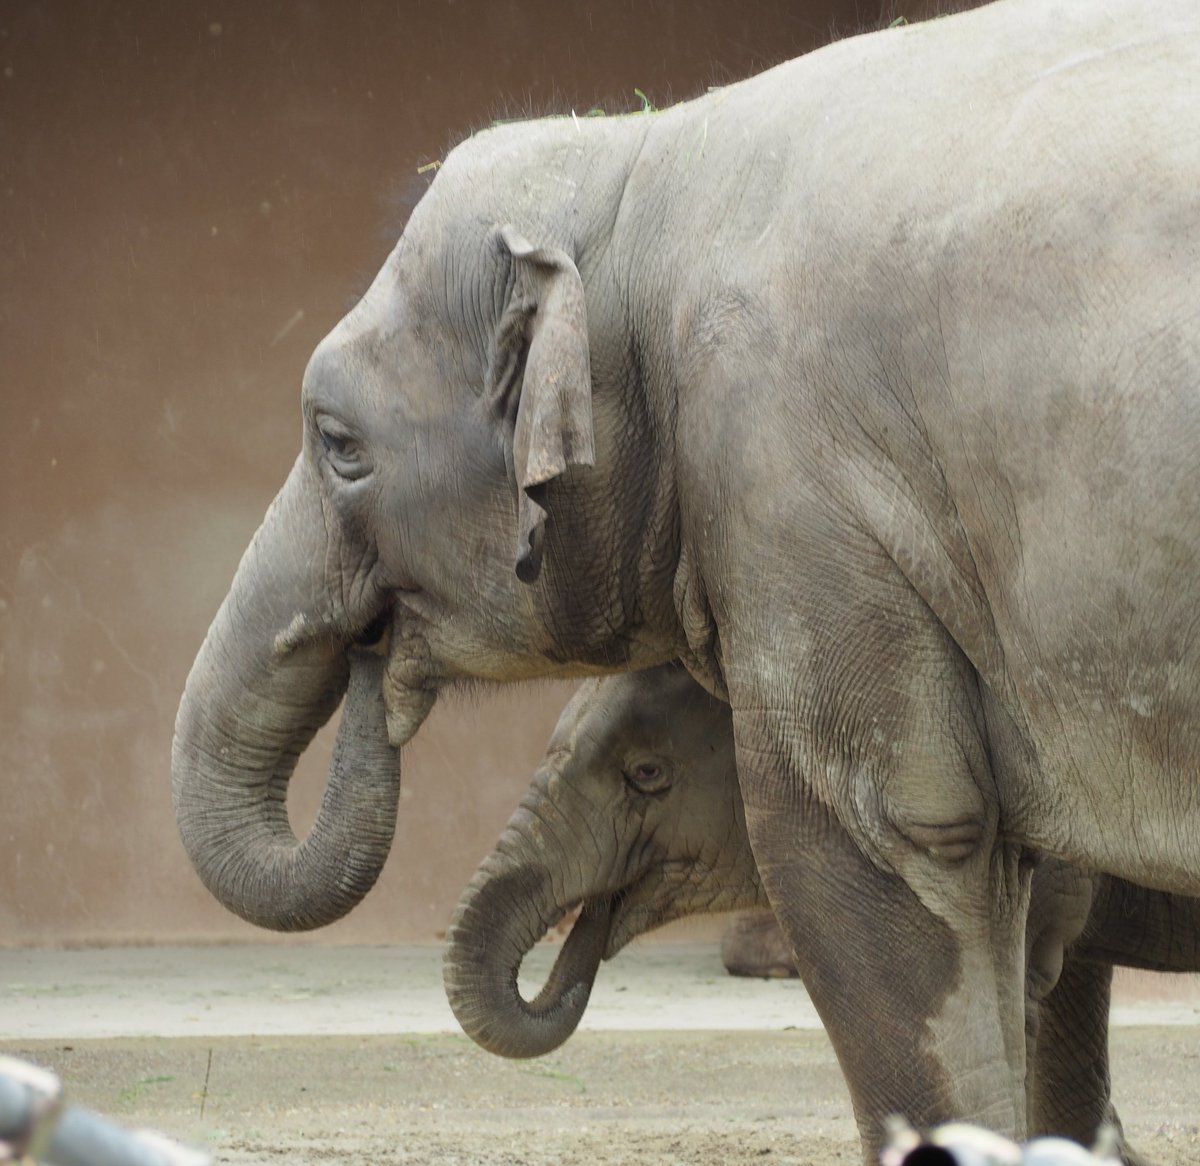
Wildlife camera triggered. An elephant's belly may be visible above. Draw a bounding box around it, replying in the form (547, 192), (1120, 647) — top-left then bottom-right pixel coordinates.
(1008, 693), (1200, 896)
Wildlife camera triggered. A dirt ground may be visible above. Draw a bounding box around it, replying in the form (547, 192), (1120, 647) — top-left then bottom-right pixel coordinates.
(4, 945), (1200, 1165)
(10, 1029), (1200, 1166)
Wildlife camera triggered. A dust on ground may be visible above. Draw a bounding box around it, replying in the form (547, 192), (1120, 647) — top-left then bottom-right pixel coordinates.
(3, 944), (1199, 1165)
(12, 1030), (1200, 1166)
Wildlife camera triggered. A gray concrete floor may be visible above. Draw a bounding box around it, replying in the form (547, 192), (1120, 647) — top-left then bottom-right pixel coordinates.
(1, 941), (823, 1040)
(3, 942), (1198, 1041)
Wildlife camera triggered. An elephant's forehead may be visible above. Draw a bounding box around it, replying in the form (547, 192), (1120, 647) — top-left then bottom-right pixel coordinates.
(550, 667), (731, 763)
(550, 679), (609, 743)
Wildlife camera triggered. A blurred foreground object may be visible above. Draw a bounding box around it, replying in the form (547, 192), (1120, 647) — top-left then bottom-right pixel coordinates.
(0, 1054), (209, 1166)
(881, 1117), (1121, 1166)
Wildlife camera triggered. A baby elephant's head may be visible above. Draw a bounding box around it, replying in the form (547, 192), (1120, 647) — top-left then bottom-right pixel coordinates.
(443, 662), (767, 1057)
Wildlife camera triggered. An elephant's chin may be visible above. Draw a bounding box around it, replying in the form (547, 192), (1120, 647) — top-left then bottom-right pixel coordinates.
(604, 864), (749, 959)
(603, 853), (772, 959)
(603, 873), (685, 959)
(605, 899), (672, 959)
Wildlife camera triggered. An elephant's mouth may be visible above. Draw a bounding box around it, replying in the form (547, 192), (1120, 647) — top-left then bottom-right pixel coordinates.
(352, 608), (394, 649)
(604, 891), (666, 960)
(602, 862), (718, 959)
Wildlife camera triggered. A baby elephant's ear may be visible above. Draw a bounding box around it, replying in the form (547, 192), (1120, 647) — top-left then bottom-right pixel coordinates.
(495, 225), (595, 584)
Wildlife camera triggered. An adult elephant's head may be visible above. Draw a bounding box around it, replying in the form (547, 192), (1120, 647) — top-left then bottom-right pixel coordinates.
(171, 118), (673, 931)
(443, 664), (768, 1058)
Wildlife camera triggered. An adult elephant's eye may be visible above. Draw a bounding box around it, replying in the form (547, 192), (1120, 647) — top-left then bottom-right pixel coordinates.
(316, 416), (370, 480)
(321, 428), (352, 456)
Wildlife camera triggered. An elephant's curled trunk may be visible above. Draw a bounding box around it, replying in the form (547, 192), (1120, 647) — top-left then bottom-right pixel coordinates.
(171, 457), (410, 932)
(173, 642), (401, 931)
(444, 853), (613, 1058)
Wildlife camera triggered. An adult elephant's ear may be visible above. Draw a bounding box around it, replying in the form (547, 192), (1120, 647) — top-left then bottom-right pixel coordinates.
(490, 225), (595, 584)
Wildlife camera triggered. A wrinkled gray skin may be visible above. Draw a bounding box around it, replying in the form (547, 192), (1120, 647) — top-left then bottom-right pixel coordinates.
(171, 1), (1200, 1157)
(446, 665), (1200, 1166)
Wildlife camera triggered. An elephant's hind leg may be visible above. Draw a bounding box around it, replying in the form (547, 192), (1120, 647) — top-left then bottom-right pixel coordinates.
(1032, 954), (1149, 1166)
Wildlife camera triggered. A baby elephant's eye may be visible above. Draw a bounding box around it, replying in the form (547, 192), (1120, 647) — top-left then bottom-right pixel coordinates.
(623, 762), (670, 794)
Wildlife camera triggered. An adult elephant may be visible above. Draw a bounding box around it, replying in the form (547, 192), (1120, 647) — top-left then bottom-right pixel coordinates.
(444, 664), (1200, 1166)
(171, 0), (1200, 1156)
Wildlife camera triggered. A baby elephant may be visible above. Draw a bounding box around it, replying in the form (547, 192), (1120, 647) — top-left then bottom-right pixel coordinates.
(445, 664), (763, 1059)
(444, 664), (1199, 1163)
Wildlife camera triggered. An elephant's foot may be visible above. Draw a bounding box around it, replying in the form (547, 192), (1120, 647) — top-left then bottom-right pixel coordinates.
(1096, 1110), (1155, 1166)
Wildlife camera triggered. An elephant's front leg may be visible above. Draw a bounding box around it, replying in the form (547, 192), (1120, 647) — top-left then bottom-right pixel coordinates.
(728, 626), (1030, 1159)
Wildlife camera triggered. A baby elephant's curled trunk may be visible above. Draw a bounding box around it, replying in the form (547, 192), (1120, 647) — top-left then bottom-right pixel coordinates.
(443, 859), (614, 1058)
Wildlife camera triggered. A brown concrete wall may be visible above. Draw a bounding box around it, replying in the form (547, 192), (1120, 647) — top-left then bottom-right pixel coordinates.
(1, 0), (920, 948)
